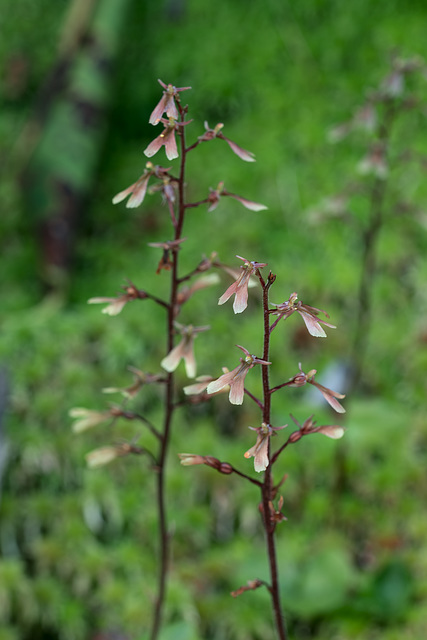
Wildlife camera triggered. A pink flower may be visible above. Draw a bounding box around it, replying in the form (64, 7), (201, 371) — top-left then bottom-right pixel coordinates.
(102, 367), (164, 398)
(288, 364), (346, 413)
(183, 367), (232, 397)
(292, 415), (345, 440)
(148, 175), (177, 205)
(207, 182), (267, 213)
(244, 423), (272, 472)
(199, 122), (256, 162)
(85, 442), (143, 468)
(69, 408), (113, 433)
(177, 453), (207, 466)
(144, 117), (179, 161)
(178, 454), (234, 475)
(88, 282), (145, 315)
(161, 324), (209, 378)
(149, 79), (191, 125)
(148, 238), (187, 274)
(271, 292), (336, 337)
(218, 255), (266, 313)
(112, 163), (170, 208)
(206, 345), (271, 405)
(244, 423), (287, 472)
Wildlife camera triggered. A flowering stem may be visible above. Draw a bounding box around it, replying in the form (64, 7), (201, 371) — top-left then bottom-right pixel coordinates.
(150, 106), (189, 640)
(259, 276), (288, 640)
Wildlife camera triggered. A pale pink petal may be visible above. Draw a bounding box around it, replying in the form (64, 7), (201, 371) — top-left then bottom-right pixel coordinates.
(207, 198), (220, 212)
(206, 366), (240, 394)
(183, 376), (213, 395)
(149, 94), (169, 125)
(299, 310), (327, 338)
(112, 183), (137, 205)
(69, 408), (109, 433)
(228, 370), (247, 405)
(233, 273), (251, 313)
(144, 135), (164, 158)
(161, 340), (185, 372)
(178, 453), (206, 466)
(254, 439), (270, 472)
(127, 177), (150, 208)
(244, 435), (269, 472)
(313, 382), (346, 413)
(86, 446), (121, 468)
(181, 337), (197, 378)
(228, 193), (268, 212)
(316, 425), (345, 439)
(218, 281), (239, 306)
(88, 297), (128, 316)
(164, 130), (179, 160)
(164, 95), (178, 120)
(222, 136), (255, 162)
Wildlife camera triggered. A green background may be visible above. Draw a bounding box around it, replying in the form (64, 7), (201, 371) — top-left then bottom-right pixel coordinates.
(1, 0), (427, 638)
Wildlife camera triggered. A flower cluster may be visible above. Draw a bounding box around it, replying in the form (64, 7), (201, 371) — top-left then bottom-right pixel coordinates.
(88, 282), (147, 316)
(218, 255), (267, 314)
(271, 292), (336, 337)
(244, 423), (286, 473)
(161, 323), (210, 378)
(286, 363), (346, 413)
(206, 345), (270, 405)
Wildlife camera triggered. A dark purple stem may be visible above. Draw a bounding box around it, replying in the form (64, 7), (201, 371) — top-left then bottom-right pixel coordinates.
(149, 106), (189, 640)
(259, 273), (288, 640)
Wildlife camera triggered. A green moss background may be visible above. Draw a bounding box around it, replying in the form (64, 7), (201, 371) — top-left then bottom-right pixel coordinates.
(1, 0), (427, 638)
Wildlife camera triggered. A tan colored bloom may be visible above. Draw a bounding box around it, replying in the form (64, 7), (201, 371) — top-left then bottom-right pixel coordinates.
(199, 122), (256, 162)
(207, 181), (267, 213)
(244, 423), (287, 472)
(183, 368), (230, 396)
(144, 117), (179, 161)
(271, 292), (336, 337)
(149, 79), (191, 125)
(102, 368), (164, 398)
(244, 423), (271, 472)
(148, 238), (186, 274)
(206, 345), (271, 405)
(88, 282), (144, 316)
(112, 163), (171, 208)
(69, 408), (112, 433)
(161, 324), (209, 378)
(292, 414), (345, 440)
(288, 364), (346, 413)
(86, 443), (133, 468)
(218, 255), (266, 314)
(178, 453), (206, 466)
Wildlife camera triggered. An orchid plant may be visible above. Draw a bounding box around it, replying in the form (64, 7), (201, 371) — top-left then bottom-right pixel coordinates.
(71, 79), (346, 640)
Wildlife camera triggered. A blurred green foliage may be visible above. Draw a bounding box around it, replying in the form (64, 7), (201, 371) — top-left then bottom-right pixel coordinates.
(1, 0), (427, 638)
